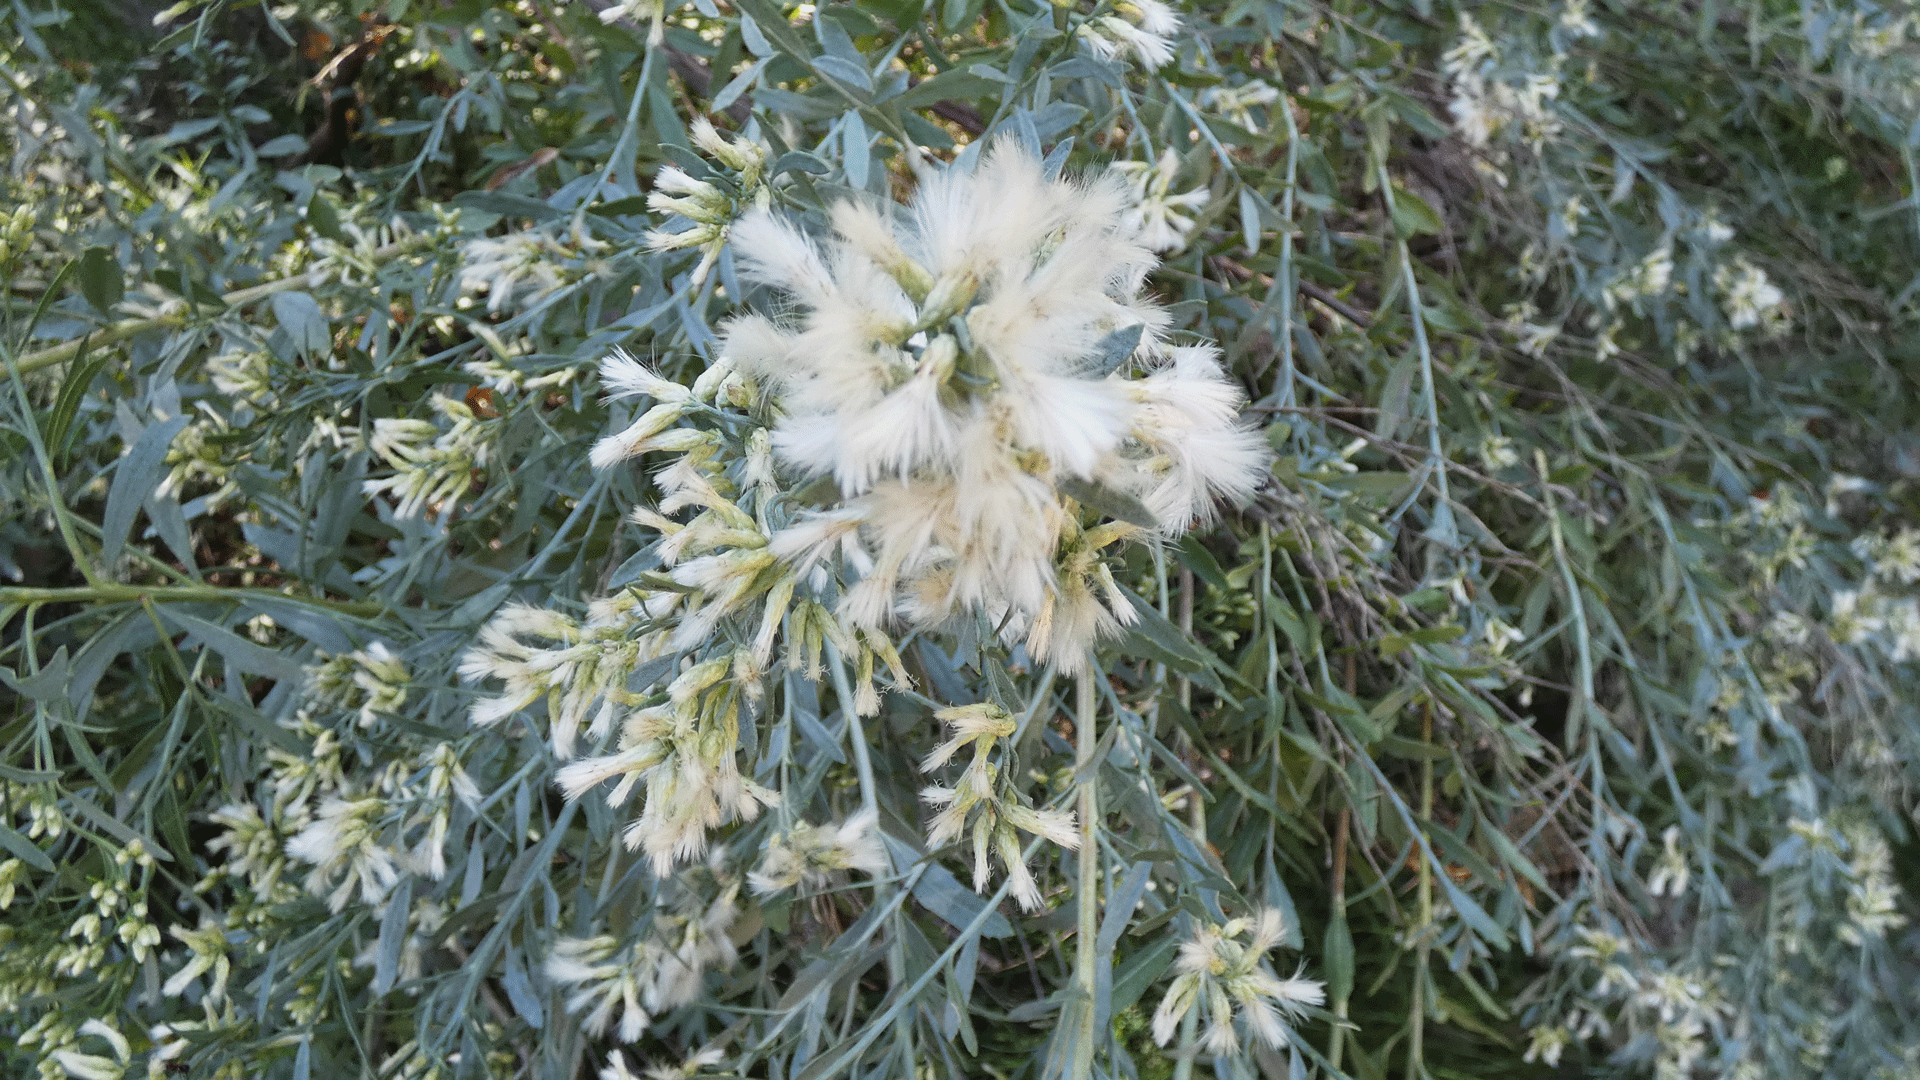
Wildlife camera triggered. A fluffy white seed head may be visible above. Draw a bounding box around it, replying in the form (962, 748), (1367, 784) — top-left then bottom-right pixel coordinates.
(732, 141), (1264, 668)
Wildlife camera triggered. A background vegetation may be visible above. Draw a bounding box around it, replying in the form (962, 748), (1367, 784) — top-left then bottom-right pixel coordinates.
(4, 0), (1920, 1077)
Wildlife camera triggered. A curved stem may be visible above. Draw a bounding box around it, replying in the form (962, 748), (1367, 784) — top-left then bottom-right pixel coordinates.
(0, 583), (383, 617)
(13, 239), (427, 378)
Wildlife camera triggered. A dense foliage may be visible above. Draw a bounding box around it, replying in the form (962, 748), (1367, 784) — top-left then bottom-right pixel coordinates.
(4, 0), (1920, 1078)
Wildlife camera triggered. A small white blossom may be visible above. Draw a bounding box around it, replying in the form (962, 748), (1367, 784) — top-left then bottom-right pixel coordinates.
(1839, 824), (1909, 944)
(1559, 0), (1600, 38)
(595, 0), (665, 44)
(160, 920), (231, 1001)
(553, 653), (778, 875)
(546, 862), (742, 1040)
(1828, 588), (1882, 645)
(1482, 616), (1525, 657)
(1201, 80), (1281, 131)
(1479, 433), (1520, 470)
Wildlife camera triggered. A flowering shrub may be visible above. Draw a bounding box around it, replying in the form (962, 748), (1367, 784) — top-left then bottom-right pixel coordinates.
(4, 0), (1920, 1079)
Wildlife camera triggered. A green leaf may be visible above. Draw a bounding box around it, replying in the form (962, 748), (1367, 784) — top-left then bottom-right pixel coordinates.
(1119, 590), (1217, 680)
(304, 193), (347, 242)
(0, 646), (70, 702)
(450, 190), (563, 222)
(1085, 323), (1144, 376)
(1109, 934), (1176, 1016)
(1239, 186), (1263, 253)
(501, 944), (546, 1027)
(771, 150), (832, 176)
(1176, 535), (1232, 592)
(1375, 351), (1416, 441)
(0, 822), (54, 873)
(373, 875), (414, 996)
(1382, 89), (1450, 139)
(1323, 911), (1354, 1002)
(258, 133), (310, 157)
(1388, 183), (1445, 237)
(893, 69), (1004, 111)
(1323, 471), (1416, 506)
(1266, 593), (1310, 653)
(731, 0), (813, 59)
(1056, 476), (1157, 528)
(1438, 874), (1509, 949)
(45, 337), (109, 468)
(592, 195), (650, 217)
(842, 109), (870, 188)
(1482, 819), (1552, 892)
(76, 245), (123, 315)
(161, 610), (308, 683)
(100, 414), (189, 567)
(813, 54), (872, 92)
(269, 290), (330, 359)
(911, 862), (1013, 939)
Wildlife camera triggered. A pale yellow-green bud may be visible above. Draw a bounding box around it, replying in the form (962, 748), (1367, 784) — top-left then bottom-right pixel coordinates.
(918, 333), (959, 383)
(911, 271), (980, 333)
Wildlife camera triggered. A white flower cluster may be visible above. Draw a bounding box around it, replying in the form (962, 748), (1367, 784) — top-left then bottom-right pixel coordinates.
(1150, 908), (1324, 1055)
(1442, 14), (1565, 156)
(208, 654), (480, 924)
(206, 346), (276, 405)
(645, 118), (770, 288)
(305, 642), (410, 728)
(1644, 825), (1690, 898)
(462, 598), (675, 759)
(159, 405), (243, 507)
(748, 809), (887, 894)
(1602, 243), (1675, 311)
(1836, 821), (1908, 946)
(39, 1019), (132, 1080)
(285, 795), (400, 912)
(1551, 924), (1730, 1079)
(593, 0), (666, 44)
(545, 859), (742, 1042)
(39, 840), (162, 988)
(1113, 148), (1209, 254)
(1813, 525), (1920, 664)
(1201, 80), (1281, 132)
(462, 356), (582, 397)
(456, 222), (607, 316)
(1713, 258), (1787, 333)
(363, 394), (494, 519)
(1075, 0), (1182, 69)
(918, 704), (1079, 911)
(552, 652), (779, 876)
(727, 142), (1266, 672)
(466, 348), (913, 879)
(0, 202), (35, 267)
